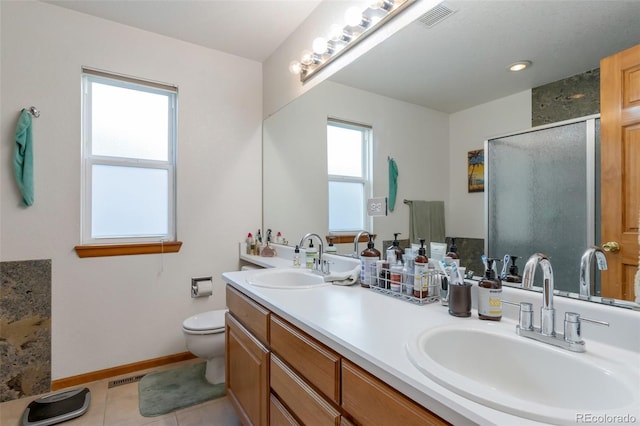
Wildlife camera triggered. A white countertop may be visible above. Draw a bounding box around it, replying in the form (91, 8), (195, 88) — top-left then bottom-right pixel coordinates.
(226, 244), (640, 425)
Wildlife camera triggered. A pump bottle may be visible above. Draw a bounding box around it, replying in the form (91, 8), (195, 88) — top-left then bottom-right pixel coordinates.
(386, 233), (404, 264)
(413, 239), (430, 298)
(478, 258), (502, 321)
(359, 235), (380, 288)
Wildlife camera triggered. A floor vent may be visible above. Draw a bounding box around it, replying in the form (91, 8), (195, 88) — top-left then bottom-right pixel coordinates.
(108, 374), (145, 388)
(417, 2), (457, 28)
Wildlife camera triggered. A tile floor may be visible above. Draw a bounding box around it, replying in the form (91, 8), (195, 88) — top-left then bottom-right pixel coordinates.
(0, 359), (241, 426)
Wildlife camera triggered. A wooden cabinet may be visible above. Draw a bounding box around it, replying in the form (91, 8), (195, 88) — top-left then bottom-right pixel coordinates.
(270, 315), (340, 403)
(226, 312), (269, 426)
(269, 393), (300, 426)
(341, 360), (448, 426)
(227, 285), (270, 344)
(270, 354), (341, 425)
(226, 284), (449, 425)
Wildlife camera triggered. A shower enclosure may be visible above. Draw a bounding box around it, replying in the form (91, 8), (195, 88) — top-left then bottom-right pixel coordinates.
(485, 115), (600, 294)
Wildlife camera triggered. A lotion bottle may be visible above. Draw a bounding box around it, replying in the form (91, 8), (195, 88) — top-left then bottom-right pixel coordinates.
(386, 233), (403, 264)
(306, 239), (317, 269)
(360, 235), (380, 288)
(413, 239), (429, 298)
(293, 245), (301, 268)
(478, 258), (502, 321)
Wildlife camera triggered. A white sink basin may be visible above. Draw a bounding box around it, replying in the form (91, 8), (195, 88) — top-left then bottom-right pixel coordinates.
(246, 268), (329, 289)
(406, 322), (640, 425)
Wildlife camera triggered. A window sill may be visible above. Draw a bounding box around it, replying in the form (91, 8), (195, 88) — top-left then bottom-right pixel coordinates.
(326, 234), (377, 244)
(74, 241), (182, 258)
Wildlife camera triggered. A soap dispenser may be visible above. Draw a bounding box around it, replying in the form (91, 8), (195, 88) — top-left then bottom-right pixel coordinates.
(360, 235), (380, 288)
(505, 255), (522, 283)
(478, 258), (502, 321)
(413, 239), (430, 298)
(386, 233), (403, 264)
(326, 237), (338, 254)
(446, 237), (460, 260)
(306, 239), (317, 269)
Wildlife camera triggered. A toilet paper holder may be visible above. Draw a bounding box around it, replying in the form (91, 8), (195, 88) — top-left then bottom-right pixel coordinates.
(191, 276), (213, 298)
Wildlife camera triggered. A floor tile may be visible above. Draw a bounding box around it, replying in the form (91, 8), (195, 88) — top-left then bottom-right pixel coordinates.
(175, 397), (241, 426)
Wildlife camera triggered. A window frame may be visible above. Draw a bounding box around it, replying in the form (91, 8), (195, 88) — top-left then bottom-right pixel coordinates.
(327, 118), (373, 234)
(79, 68), (178, 250)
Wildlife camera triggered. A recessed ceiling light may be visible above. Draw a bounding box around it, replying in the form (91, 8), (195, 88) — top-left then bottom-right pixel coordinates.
(509, 61), (532, 72)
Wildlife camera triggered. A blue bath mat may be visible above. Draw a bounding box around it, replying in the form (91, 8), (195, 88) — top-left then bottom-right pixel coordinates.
(138, 362), (225, 416)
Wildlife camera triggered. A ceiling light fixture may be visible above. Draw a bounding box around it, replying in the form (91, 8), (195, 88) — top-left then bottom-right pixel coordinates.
(509, 60), (532, 72)
(289, 0), (417, 82)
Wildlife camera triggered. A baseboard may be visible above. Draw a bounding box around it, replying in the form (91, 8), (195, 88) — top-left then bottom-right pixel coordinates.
(51, 352), (197, 391)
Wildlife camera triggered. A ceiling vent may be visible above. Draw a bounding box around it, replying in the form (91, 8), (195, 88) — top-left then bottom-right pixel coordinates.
(417, 2), (457, 28)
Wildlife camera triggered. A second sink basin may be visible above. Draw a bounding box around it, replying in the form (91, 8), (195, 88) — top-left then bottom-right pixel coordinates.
(406, 322), (640, 425)
(246, 268), (329, 289)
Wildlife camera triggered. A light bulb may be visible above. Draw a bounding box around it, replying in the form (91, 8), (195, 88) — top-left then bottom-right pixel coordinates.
(312, 37), (328, 55)
(370, 0), (393, 10)
(300, 50), (314, 66)
(289, 60), (302, 75)
(345, 6), (364, 27)
(328, 24), (344, 41)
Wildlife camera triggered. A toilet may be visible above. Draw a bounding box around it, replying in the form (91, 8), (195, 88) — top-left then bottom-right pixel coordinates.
(182, 309), (228, 384)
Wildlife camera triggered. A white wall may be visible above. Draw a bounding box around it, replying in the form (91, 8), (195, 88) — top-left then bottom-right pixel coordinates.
(448, 90), (532, 239)
(263, 81), (449, 248)
(0, 2), (262, 379)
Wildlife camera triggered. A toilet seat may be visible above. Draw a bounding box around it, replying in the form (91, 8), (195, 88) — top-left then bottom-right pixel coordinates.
(182, 309), (228, 335)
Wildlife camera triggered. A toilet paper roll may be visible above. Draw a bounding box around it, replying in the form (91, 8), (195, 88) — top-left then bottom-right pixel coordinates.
(192, 278), (213, 298)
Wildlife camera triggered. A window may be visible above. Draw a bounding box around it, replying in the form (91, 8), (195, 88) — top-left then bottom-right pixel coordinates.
(327, 119), (372, 232)
(79, 69), (177, 251)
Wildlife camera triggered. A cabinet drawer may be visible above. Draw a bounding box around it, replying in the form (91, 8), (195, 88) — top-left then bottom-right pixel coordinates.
(226, 285), (269, 344)
(271, 354), (341, 426)
(270, 393), (300, 426)
(341, 360), (449, 426)
(270, 315), (340, 403)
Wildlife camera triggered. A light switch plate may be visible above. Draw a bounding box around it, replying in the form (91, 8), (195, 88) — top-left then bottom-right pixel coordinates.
(367, 197), (387, 216)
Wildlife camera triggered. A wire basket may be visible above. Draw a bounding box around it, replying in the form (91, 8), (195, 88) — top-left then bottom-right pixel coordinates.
(364, 263), (441, 305)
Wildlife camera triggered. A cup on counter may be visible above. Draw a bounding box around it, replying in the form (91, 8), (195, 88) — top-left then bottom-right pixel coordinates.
(448, 282), (472, 317)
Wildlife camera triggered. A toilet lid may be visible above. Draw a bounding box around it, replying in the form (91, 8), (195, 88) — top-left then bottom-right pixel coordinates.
(183, 309), (228, 332)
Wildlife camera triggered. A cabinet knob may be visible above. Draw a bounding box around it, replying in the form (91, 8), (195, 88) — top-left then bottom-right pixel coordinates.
(602, 241), (620, 253)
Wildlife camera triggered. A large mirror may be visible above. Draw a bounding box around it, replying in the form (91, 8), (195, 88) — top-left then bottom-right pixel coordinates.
(263, 1), (640, 308)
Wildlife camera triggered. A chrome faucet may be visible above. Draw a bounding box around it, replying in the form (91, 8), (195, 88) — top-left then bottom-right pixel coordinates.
(512, 252), (609, 352)
(522, 253), (555, 336)
(353, 230), (370, 258)
(298, 233), (327, 274)
(579, 246), (608, 299)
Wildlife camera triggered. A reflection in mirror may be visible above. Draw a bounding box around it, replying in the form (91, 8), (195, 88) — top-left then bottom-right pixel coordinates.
(263, 1), (640, 309)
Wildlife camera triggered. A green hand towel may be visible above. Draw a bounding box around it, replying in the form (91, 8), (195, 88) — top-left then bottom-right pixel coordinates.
(14, 109), (34, 206)
(388, 158), (398, 212)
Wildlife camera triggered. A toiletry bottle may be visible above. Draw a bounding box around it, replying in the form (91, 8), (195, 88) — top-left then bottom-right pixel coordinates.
(505, 256), (522, 283)
(379, 262), (390, 289)
(386, 233), (404, 264)
(478, 258), (503, 321)
(306, 239), (317, 269)
(413, 239), (430, 298)
(390, 260), (403, 292)
(256, 229), (263, 255)
(326, 237), (338, 254)
(360, 235), (380, 288)
(293, 245), (301, 268)
(403, 248), (415, 295)
(246, 233), (254, 255)
(446, 238), (460, 260)
(276, 231), (282, 244)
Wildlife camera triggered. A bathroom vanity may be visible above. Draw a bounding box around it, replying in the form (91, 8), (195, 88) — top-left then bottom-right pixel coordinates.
(223, 246), (640, 425)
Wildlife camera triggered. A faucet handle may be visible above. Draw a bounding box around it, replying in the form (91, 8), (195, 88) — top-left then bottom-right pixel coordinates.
(504, 300), (534, 331)
(563, 312), (609, 345)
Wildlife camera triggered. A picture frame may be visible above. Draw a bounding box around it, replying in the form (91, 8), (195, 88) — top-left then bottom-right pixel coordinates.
(467, 149), (484, 193)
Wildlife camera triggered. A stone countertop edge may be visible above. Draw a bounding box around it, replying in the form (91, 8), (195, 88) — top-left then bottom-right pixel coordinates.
(228, 244), (640, 425)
